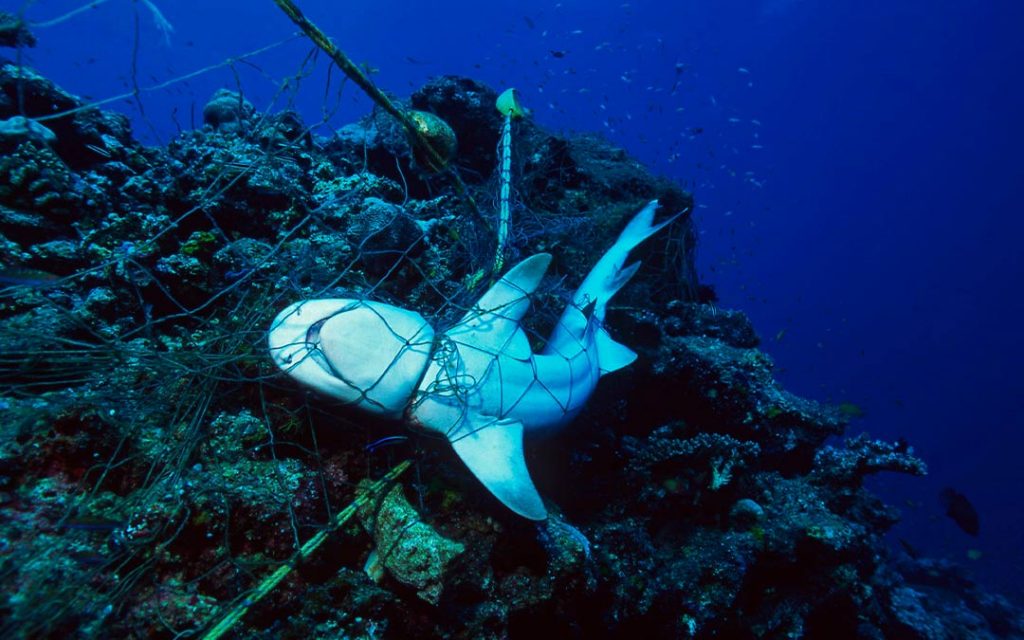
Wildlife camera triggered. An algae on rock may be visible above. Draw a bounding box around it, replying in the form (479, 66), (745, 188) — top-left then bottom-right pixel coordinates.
(356, 480), (465, 605)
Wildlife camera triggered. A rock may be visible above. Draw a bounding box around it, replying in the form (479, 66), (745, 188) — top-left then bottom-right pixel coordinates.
(356, 481), (465, 605)
(730, 498), (765, 529)
(0, 116), (56, 145)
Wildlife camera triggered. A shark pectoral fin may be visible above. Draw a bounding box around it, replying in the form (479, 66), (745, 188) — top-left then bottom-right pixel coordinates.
(596, 325), (637, 374)
(448, 416), (548, 521)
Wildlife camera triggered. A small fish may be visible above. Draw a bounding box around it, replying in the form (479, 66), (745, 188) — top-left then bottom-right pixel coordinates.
(69, 551), (114, 567)
(365, 435), (409, 452)
(523, 15), (535, 29)
(549, 50), (567, 58)
(894, 437), (911, 454)
(84, 143), (112, 158)
(60, 517), (126, 532)
(0, 267), (62, 288)
(837, 402), (865, 418)
(898, 538), (921, 559)
(224, 268), (253, 281)
(738, 67), (750, 73)
(940, 487), (980, 536)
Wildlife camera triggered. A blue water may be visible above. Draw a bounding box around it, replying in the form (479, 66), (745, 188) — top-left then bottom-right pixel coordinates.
(14, 0), (1024, 597)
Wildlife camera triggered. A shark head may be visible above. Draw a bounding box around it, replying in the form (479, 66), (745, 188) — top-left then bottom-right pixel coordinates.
(267, 201), (676, 521)
(267, 299), (435, 418)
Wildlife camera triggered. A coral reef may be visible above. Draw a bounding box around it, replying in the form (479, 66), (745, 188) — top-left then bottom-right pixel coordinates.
(0, 64), (1020, 640)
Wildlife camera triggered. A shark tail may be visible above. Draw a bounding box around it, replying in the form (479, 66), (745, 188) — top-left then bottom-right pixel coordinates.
(590, 261), (641, 374)
(614, 200), (677, 258)
(578, 200), (679, 317)
(543, 200), (680, 369)
(584, 200), (680, 374)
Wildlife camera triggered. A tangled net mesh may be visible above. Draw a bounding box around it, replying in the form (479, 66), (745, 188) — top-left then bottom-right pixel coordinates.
(0, 3), (694, 637)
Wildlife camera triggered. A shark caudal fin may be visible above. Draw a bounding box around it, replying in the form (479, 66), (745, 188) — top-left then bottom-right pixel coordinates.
(578, 200), (678, 318)
(544, 201), (679, 368)
(614, 200), (677, 261)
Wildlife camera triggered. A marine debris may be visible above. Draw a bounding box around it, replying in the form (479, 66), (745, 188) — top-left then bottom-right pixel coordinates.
(268, 201), (677, 521)
(0, 58), (1021, 640)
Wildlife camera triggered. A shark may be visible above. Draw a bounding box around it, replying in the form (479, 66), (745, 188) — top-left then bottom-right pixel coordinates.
(267, 200), (676, 520)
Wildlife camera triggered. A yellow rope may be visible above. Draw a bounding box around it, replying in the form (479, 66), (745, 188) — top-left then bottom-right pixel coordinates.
(201, 459), (412, 640)
(271, 0), (451, 173)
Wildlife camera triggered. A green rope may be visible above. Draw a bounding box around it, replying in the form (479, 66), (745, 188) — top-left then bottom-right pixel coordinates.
(201, 459), (412, 640)
(494, 112), (513, 273)
(271, 0), (450, 174)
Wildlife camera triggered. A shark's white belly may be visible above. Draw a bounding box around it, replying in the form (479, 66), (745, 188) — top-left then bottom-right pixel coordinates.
(409, 341), (600, 439)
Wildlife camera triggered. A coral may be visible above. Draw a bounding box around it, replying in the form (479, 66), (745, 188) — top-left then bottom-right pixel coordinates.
(812, 432), (928, 486)
(202, 89), (255, 134)
(0, 63), (1018, 640)
(0, 12), (35, 48)
(0, 141), (80, 220)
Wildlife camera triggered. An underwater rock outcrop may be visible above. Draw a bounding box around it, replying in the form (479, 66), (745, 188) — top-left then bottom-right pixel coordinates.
(0, 64), (1020, 640)
(356, 481), (465, 605)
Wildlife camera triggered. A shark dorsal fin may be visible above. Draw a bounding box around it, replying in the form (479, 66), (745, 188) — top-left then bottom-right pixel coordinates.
(446, 254), (552, 361)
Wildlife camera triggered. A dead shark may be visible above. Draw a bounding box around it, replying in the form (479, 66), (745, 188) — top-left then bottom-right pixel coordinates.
(268, 200), (675, 520)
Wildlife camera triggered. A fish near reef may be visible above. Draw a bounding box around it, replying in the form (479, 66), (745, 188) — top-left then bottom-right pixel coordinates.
(268, 201), (677, 520)
(940, 487), (980, 536)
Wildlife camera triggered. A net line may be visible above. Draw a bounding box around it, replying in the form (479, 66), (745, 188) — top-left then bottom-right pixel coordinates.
(0, 4), (684, 635)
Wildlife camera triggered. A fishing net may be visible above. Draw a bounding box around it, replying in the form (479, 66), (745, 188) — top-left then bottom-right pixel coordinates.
(0, 3), (697, 636)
